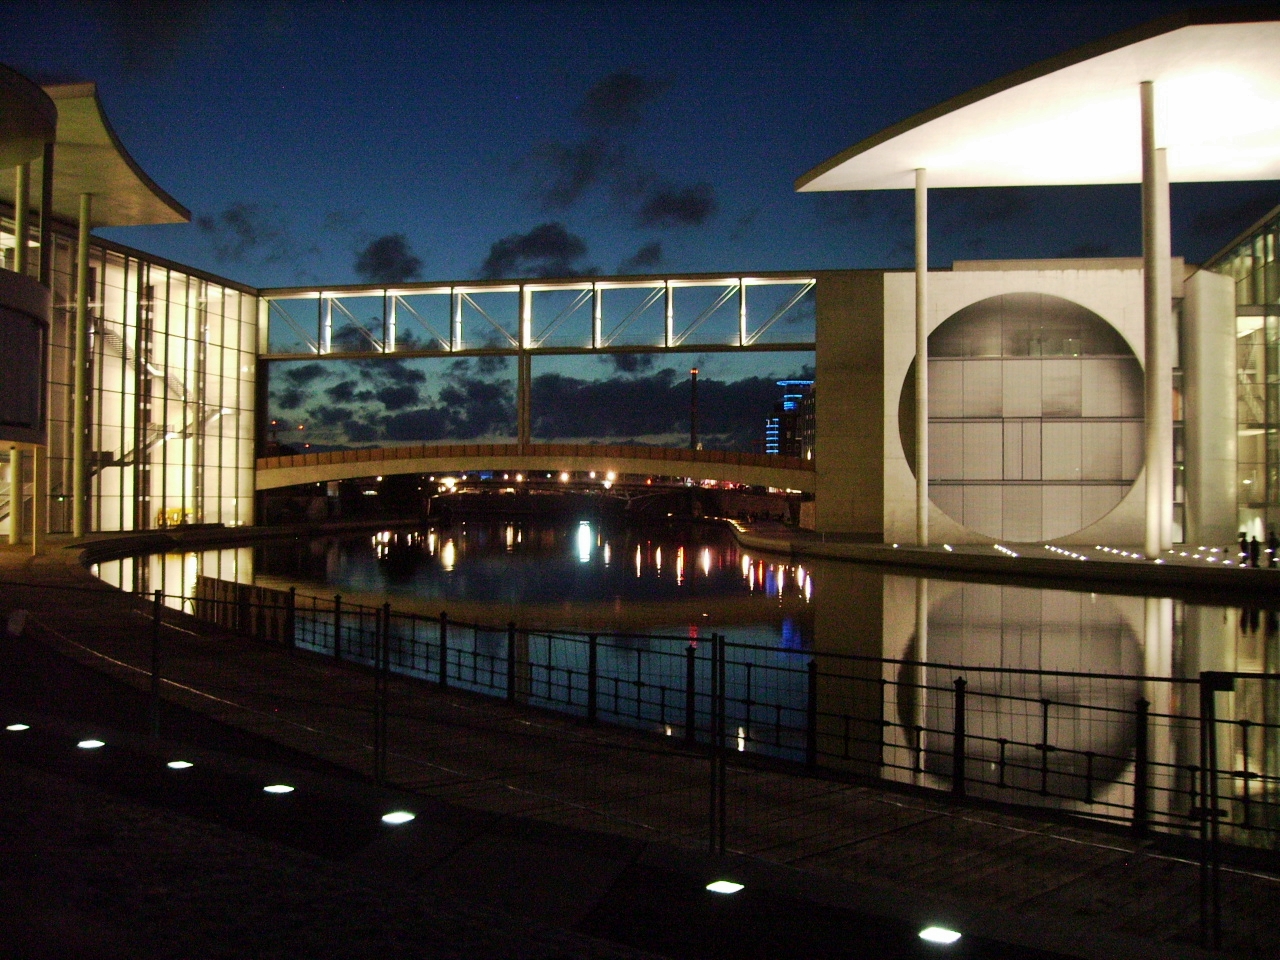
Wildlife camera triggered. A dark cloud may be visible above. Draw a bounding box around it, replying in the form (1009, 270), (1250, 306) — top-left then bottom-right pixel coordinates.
(528, 139), (622, 210)
(275, 387), (305, 410)
(475, 354), (511, 375)
(196, 203), (286, 263)
(358, 359), (426, 386)
(635, 183), (716, 229)
(284, 363), (327, 386)
(618, 242), (662, 274)
(345, 420), (381, 444)
(88, 0), (212, 74)
(575, 70), (667, 127)
(354, 233), (424, 285)
(376, 384), (420, 411)
(438, 376), (516, 437)
(479, 222), (597, 279)
(603, 352), (656, 375)
(325, 380), (358, 403)
(812, 192), (882, 226)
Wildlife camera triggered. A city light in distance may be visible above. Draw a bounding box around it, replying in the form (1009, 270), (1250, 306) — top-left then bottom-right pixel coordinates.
(706, 880), (744, 894)
(77, 739), (105, 749)
(381, 811), (416, 825)
(918, 926), (962, 944)
(263, 784), (295, 794)
(167, 760), (194, 769)
(5, 723), (29, 731)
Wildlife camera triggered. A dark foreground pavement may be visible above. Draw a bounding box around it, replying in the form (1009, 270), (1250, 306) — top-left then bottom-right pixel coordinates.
(0, 534), (1270, 959)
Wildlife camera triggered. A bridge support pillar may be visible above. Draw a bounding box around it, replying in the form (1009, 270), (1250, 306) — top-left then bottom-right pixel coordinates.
(517, 351), (531, 452)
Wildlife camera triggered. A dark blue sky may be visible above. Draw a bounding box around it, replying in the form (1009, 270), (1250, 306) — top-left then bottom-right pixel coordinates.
(3, 0), (1273, 290)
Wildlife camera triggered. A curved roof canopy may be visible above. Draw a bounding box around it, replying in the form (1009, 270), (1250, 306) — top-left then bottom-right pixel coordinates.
(0, 80), (188, 228)
(0, 64), (56, 169)
(797, 9), (1280, 192)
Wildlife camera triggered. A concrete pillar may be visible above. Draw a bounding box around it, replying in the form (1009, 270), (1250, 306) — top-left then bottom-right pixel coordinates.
(915, 168), (929, 546)
(73, 192), (92, 539)
(8, 447), (22, 544)
(517, 351), (531, 451)
(37, 142), (53, 287)
(1182, 270), (1237, 547)
(1141, 82), (1174, 556)
(30, 444), (43, 556)
(13, 163), (29, 274)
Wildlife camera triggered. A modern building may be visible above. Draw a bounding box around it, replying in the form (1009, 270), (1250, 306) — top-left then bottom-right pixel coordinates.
(1, 9), (1278, 551)
(764, 379), (812, 457)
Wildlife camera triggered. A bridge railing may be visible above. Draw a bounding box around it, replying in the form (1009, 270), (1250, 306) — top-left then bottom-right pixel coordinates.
(257, 441), (812, 474)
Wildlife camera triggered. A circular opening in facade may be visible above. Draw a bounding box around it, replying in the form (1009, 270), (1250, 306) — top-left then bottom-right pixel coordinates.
(898, 293), (1143, 542)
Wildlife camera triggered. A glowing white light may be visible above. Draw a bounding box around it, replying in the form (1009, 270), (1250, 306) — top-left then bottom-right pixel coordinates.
(559, 472), (569, 482)
(577, 522), (593, 563)
(441, 540), (456, 572)
(706, 880), (744, 894)
(655, 546), (662, 573)
(77, 739), (105, 749)
(700, 547), (712, 576)
(943, 544), (952, 552)
(381, 811), (415, 825)
(603, 542), (611, 566)
(635, 544), (642, 578)
(167, 760), (193, 769)
(6, 723), (29, 731)
(263, 784), (294, 794)
(919, 926), (961, 945)
(737, 725), (746, 751)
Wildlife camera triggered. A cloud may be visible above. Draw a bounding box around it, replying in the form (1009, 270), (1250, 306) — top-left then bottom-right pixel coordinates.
(575, 70), (667, 127)
(325, 380), (358, 404)
(283, 363), (327, 386)
(275, 388), (305, 410)
(479, 222), (598, 279)
(528, 139), (625, 210)
(358, 358), (426, 386)
(354, 233), (424, 285)
(376, 384), (420, 411)
(636, 182), (716, 228)
(196, 203), (286, 263)
(603, 352), (656, 375)
(618, 242), (662, 274)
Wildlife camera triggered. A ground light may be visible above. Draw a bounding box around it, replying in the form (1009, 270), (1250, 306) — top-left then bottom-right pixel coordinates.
(167, 761), (193, 769)
(705, 880), (744, 894)
(77, 739), (105, 749)
(263, 784), (294, 794)
(6, 723), (29, 731)
(918, 926), (962, 945)
(381, 811), (415, 825)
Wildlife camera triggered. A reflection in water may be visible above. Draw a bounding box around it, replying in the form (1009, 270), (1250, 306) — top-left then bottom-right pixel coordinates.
(88, 518), (1279, 843)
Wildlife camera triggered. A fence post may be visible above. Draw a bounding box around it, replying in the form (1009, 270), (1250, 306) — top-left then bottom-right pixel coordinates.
(439, 611), (449, 689)
(951, 677), (967, 797)
(285, 587), (296, 648)
(1199, 671), (1234, 950)
(685, 643), (697, 744)
(333, 595), (342, 660)
(150, 589), (162, 737)
(805, 658), (818, 769)
(717, 633), (727, 855)
(708, 634), (719, 854)
(506, 622), (517, 702)
(1132, 697), (1149, 836)
(587, 634), (598, 721)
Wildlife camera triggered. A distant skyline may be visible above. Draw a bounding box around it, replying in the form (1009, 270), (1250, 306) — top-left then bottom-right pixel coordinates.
(2, 0), (1274, 293)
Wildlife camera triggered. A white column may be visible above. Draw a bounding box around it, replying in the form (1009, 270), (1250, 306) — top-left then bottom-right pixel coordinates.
(1141, 82), (1174, 556)
(8, 447), (22, 545)
(12, 163), (29, 274)
(30, 444), (44, 556)
(915, 168), (929, 547)
(72, 192), (92, 540)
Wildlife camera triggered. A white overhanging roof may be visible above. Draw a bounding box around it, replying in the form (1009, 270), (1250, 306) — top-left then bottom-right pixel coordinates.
(796, 9), (1280, 192)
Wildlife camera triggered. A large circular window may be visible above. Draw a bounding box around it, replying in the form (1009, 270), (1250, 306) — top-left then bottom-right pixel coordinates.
(898, 293), (1143, 542)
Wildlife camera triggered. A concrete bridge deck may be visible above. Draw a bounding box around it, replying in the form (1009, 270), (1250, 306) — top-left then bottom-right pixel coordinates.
(256, 442), (815, 493)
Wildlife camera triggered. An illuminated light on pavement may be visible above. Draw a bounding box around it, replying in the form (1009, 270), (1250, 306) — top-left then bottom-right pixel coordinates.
(6, 723), (29, 731)
(919, 926), (962, 944)
(706, 880), (744, 894)
(167, 761), (194, 769)
(263, 784), (295, 794)
(381, 811), (416, 825)
(77, 739), (105, 749)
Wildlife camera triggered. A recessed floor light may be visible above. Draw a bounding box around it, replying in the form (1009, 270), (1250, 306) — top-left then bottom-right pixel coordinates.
(77, 739), (105, 749)
(919, 926), (961, 944)
(706, 880), (744, 894)
(263, 784), (294, 794)
(167, 760), (194, 770)
(381, 811), (415, 825)
(6, 723), (29, 731)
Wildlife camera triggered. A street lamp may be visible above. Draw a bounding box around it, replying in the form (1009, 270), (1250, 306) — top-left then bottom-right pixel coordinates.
(690, 367), (699, 451)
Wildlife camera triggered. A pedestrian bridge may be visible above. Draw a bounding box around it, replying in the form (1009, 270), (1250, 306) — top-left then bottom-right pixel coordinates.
(256, 443), (815, 492)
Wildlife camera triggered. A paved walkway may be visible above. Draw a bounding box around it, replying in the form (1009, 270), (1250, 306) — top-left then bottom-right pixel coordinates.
(0, 532), (1275, 959)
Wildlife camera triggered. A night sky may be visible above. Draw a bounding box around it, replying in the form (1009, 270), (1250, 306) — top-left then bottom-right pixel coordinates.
(2, 0), (1275, 451)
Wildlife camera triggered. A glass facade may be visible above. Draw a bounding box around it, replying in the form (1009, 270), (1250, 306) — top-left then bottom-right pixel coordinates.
(1207, 207), (1280, 538)
(1, 214), (257, 535)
